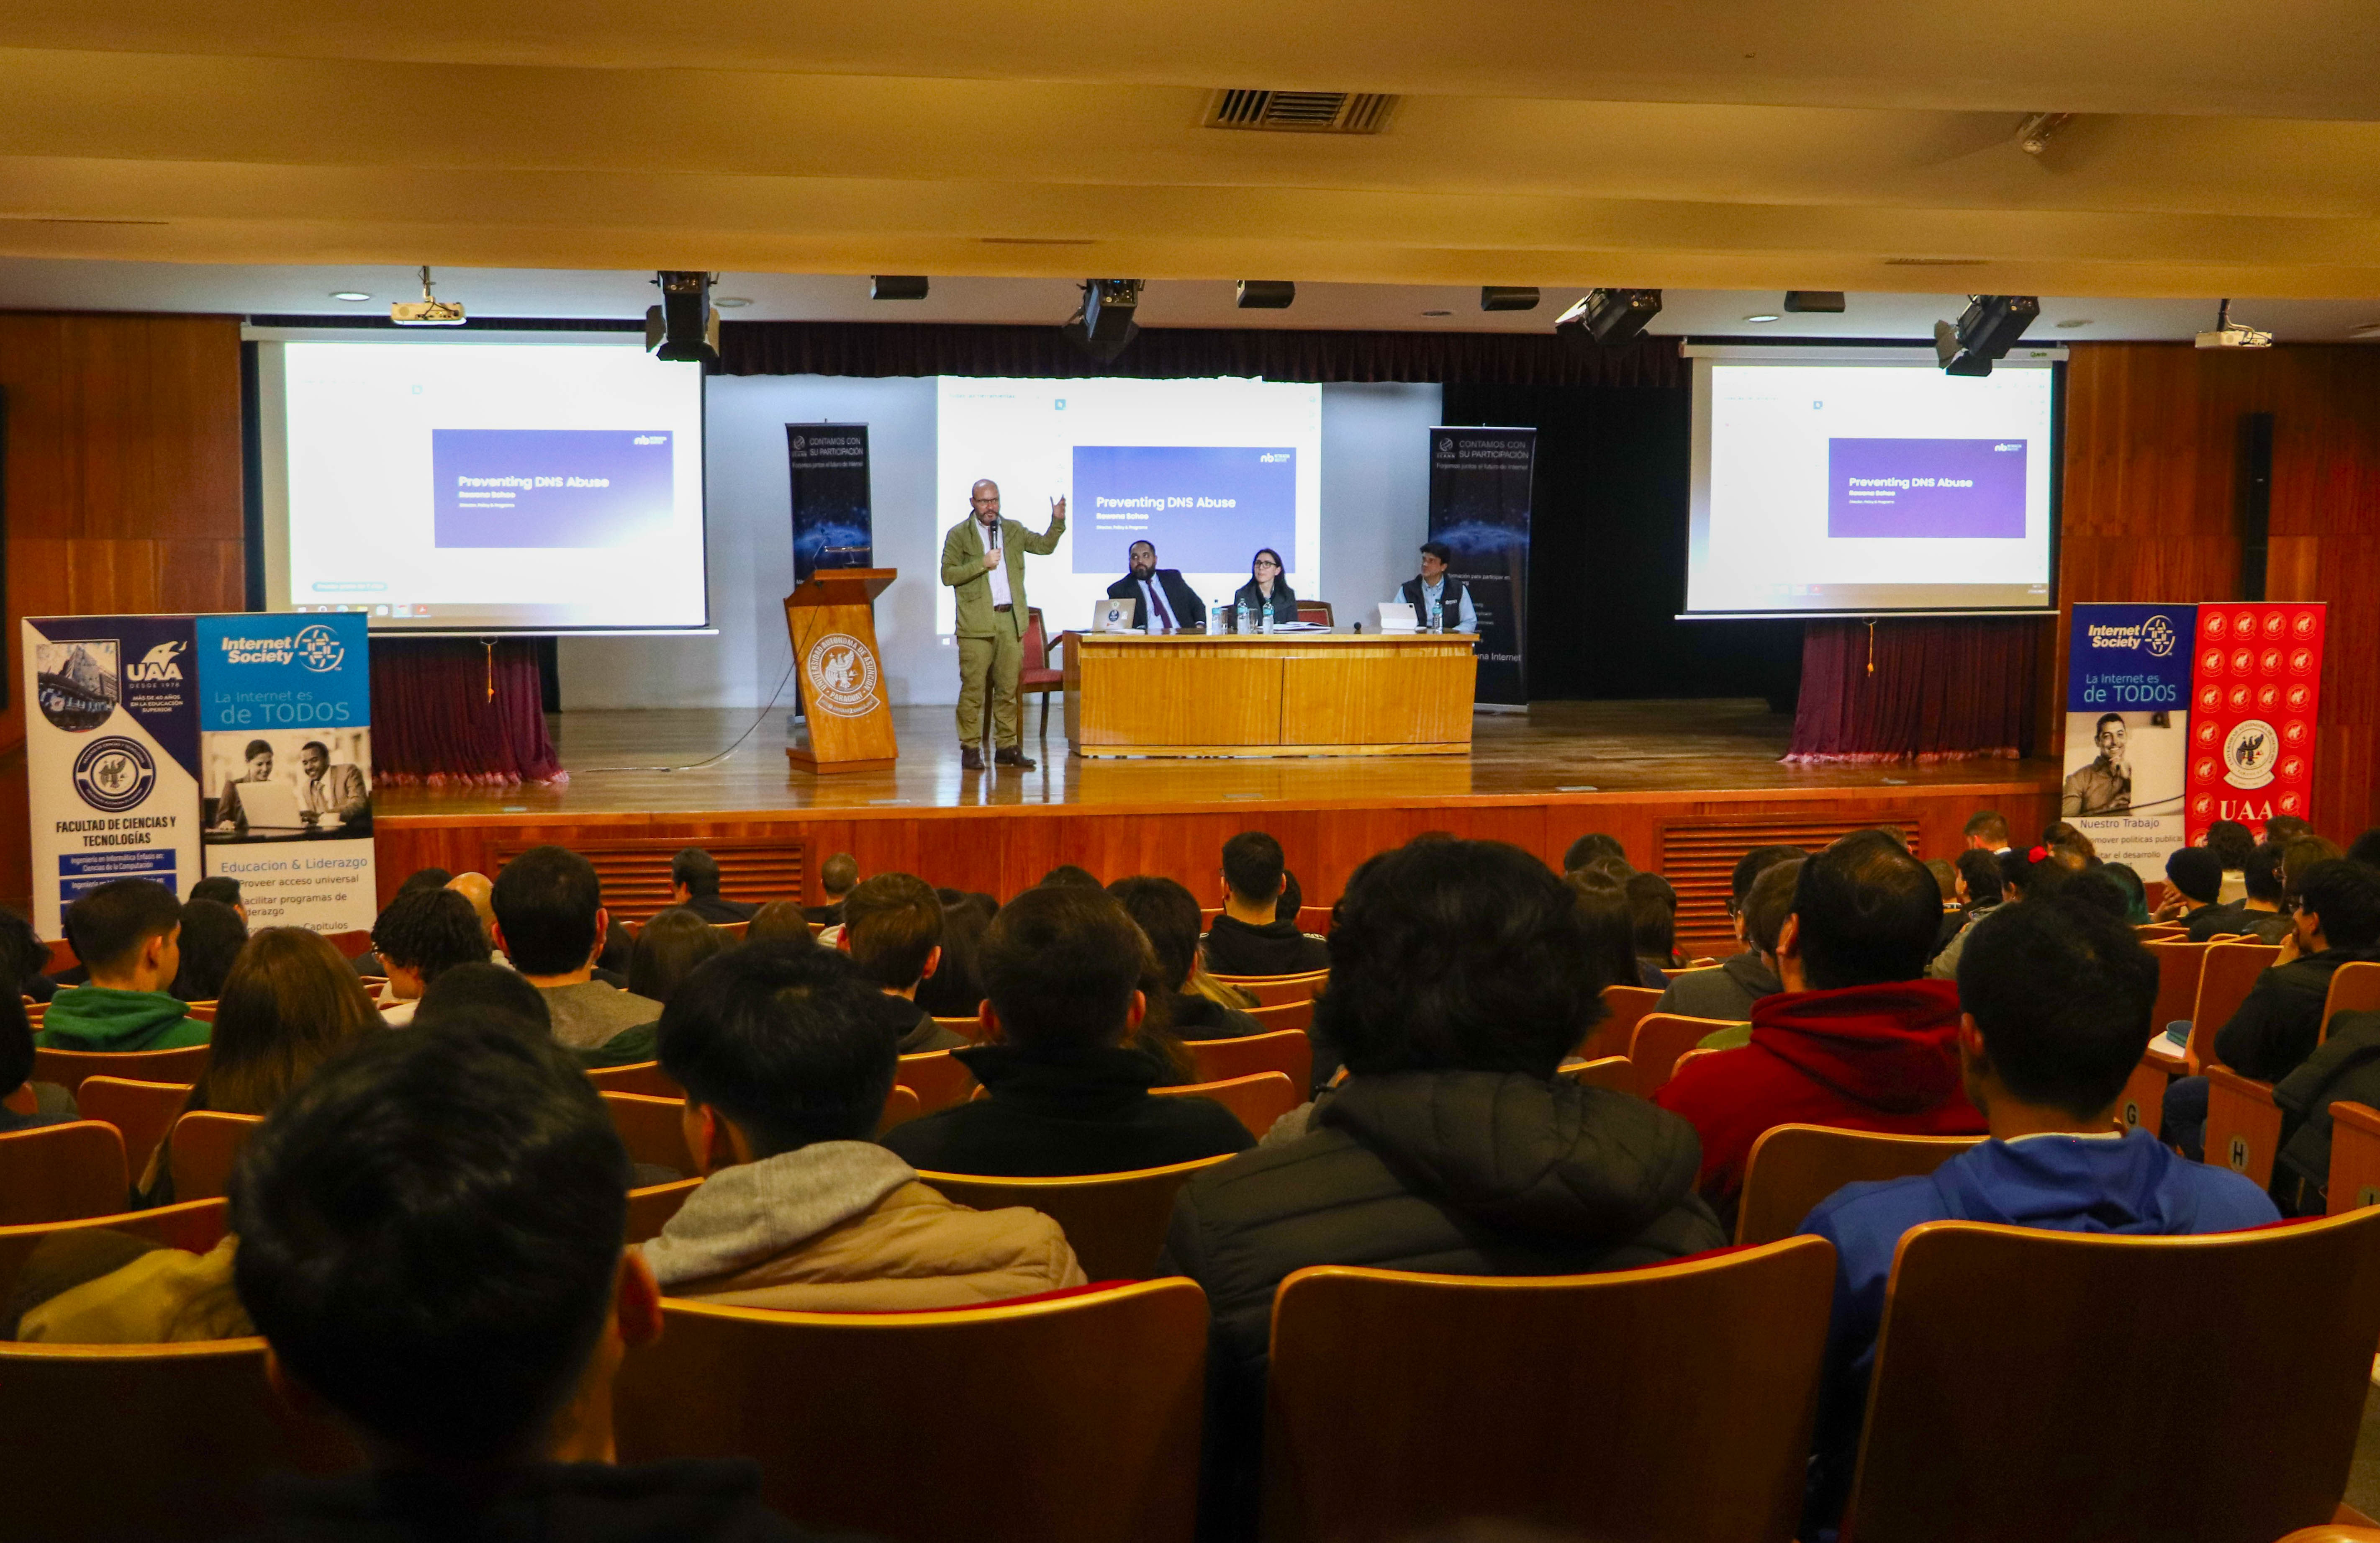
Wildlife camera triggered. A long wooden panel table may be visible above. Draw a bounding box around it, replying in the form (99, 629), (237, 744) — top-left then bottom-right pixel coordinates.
(1062, 632), (1477, 757)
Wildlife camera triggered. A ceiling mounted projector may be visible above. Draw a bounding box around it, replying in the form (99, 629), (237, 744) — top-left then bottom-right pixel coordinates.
(1479, 286), (1540, 312)
(646, 271), (719, 363)
(1933, 294), (2039, 376)
(1554, 288), (1663, 347)
(390, 265), (465, 326)
(1061, 279), (1144, 362)
(2195, 298), (2273, 349)
(1236, 280), (1296, 309)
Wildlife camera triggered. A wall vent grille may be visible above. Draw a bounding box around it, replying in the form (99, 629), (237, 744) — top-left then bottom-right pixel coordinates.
(1205, 90), (1397, 134)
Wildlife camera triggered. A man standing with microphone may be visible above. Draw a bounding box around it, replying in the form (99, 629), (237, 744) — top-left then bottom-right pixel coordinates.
(941, 478), (1066, 770)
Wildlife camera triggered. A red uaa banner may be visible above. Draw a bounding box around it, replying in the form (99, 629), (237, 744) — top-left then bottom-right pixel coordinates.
(2185, 602), (2325, 844)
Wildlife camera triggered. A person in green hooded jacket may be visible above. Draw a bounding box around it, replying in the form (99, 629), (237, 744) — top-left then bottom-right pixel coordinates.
(38, 880), (211, 1052)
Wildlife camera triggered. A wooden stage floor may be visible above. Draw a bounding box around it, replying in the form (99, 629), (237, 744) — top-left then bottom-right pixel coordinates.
(375, 702), (2059, 952)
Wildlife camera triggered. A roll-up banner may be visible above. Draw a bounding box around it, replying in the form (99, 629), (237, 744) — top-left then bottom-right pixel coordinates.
(1427, 426), (1534, 707)
(2063, 602), (2324, 879)
(23, 612), (377, 941)
(788, 423), (875, 585)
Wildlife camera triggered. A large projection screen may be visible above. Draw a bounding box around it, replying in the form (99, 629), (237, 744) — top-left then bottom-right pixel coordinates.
(252, 330), (709, 633)
(1682, 344), (2063, 618)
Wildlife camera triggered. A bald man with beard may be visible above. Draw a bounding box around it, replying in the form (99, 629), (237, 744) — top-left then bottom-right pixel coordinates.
(939, 479), (1065, 772)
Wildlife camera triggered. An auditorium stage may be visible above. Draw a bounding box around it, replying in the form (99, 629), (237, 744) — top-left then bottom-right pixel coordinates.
(374, 701), (2059, 954)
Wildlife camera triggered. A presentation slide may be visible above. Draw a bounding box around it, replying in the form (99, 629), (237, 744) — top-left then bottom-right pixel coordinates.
(1684, 350), (2059, 616)
(934, 377), (1323, 636)
(258, 337), (708, 632)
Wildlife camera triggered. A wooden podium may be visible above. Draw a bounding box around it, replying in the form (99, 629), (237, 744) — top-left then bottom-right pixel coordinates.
(784, 568), (898, 774)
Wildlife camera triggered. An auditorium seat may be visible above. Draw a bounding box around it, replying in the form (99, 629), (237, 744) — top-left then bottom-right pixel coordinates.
(714, 920), (749, 940)
(584, 1060), (685, 1098)
(626, 1177), (702, 1243)
(933, 1013), (986, 1042)
(0, 1196), (227, 1305)
(878, 1083), (922, 1134)
(1258, 1237), (1835, 1543)
(1587, 984), (1663, 1061)
(2116, 1058), (2167, 1138)
(919, 1155), (1233, 1281)
(321, 928), (373, 959)
(2324, 962), (2380, 1039)
(1628, 1012), (1734, 1096)
(185, 1001), (218, 1024)
(1293, 904), (1333, 934)
(1243, 997), (1315, 1035)
(1733, 1124), (1985, 1247)
(616, 1280), (1207, 1543)
(1296, 600), (1334, 627)
(604, 1090), (698, 1172)
(1557, 1055), (1636, 1095)
(895, 1048), (977, 1113)
(43, 938), (77, 975)
(0, 1121), (129, 1225)
(1186, 1028), (1312, 1092)
(167, 1111), (262, 1202)
(1019, 606), (1064, 737)
(2204, 1066), (2284, 1189)
(1840, 1209), (2380, 1543)
(2187, 941), (2283, 1072)
(2328, 1102), (2380, 1216)
(31, 1044), (208, 1097)
(1670, 1047), (1724, 1080)
(75, 1075), (190, 1183)
(1209, 969), (1329, 1006)
(0, 1336), (362, 1541)
(1150, 1072), (1300, 1137)
(2139, 940), (2212, 1076)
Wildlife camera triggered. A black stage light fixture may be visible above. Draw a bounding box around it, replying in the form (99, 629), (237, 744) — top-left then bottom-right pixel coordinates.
(1479, 286), (1540, 311)
(1061, 279), (1145, 363)
(1236, 280), (1296, 309)
(1933, 294), (2039, 376)
(871, 275), (929, 301)
(1784, 291), (1846, 313)
(1554, 288), (1663, 347)
(646, 270), (718, 363)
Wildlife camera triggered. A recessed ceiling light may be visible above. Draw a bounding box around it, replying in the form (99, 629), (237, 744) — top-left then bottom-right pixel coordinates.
(1743, 314), (1782, 323)
(2054, 318), (2093, 329)
(713, 296), (752, 309)
(1420, 309), (1451, 317)
(329, 291), (371, 302)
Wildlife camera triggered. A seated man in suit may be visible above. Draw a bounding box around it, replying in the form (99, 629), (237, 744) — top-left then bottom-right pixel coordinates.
(1105, 540), (1205, 634)
(294, 739), (369, 828)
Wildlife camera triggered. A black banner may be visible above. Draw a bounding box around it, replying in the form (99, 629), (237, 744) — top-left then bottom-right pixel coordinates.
(1427, 426), (1535, 706)
(787, 424), (874, 584)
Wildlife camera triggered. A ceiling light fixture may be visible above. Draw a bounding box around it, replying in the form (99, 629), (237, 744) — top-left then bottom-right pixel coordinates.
(1783, 291), (1846, 314)
(329, 291), (371, 302)
(1743, 314), (1782, 324)
(1933, 295), (2038, 376)
(1480, 287), (1540, 312)
(2017, 113), (2073, 157)
(2054, 318), (2093, 329)
(2350, 322), (2380, 341)
(870, 276), (929, 301)
(1236, 280), (1295, 310)
(712, 296), (752, 309)
(1420, 310), (1451, 317)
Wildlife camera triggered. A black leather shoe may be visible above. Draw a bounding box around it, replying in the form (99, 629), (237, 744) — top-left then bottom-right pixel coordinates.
(960, 745), (985, 770)
(994, 746), (1037, 770)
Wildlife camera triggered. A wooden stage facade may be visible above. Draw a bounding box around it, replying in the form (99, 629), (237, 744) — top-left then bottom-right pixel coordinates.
(374, 700), (2060, 956)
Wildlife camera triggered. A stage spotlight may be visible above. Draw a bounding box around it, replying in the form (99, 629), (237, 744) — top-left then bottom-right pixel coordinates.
(1784, 291), (1846, 313)
(646, 271), (719, 363)
(1554, 288), (1663, 347)
(1480, 286), (1540, 312)
(1061, 279), (1144, 363)
(1933, 294), (2038, 376)
(1236, 280), (1296, 309)
(871, 275), (929, 301)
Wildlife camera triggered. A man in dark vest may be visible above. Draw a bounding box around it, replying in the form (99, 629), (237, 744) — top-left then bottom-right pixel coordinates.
(1105, 540), (1206, 634)
(1390, 541), (1476, 633)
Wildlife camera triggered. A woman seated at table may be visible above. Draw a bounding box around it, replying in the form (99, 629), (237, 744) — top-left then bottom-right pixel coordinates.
(1231, 548), (1300, 628)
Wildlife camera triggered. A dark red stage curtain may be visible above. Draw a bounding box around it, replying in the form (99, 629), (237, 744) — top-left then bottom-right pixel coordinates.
(1787, 618), (2045, 764)
(370, 638), (563, 785)
(716, 321), (1684, 388)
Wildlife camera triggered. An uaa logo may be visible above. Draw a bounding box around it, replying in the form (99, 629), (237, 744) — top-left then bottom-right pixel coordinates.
(72, 735), (154, 813)
(126, 640), (185, 683)
(294, 624), (345, 673)
(2142, 615), (2177, 658)
(804, 633), (881, 718)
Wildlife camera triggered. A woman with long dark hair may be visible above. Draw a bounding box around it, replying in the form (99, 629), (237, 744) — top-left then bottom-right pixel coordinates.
(1230, 548), (1299, 628)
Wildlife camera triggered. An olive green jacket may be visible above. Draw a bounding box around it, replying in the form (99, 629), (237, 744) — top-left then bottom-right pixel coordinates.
(940, 514), (1065, 639)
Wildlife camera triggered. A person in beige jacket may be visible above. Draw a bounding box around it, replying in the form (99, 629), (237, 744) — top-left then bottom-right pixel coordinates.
(640, 943), (1085, 1310)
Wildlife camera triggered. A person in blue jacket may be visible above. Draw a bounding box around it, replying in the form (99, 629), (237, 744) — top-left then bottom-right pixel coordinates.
(1797, 894), (2279, 1535)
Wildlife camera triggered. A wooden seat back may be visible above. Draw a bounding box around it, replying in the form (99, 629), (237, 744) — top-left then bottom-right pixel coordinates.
(30, 1044), (209, 1097)
(1629, 1012), (1734, 1096)
(2116, 1056), (2167, 1138)
(1208, 970), (1329, 1006)
(0, 1121), (130, 1225)
(2205, 1065), (2285, 1188)
(626, 1178), (702, 1244)
(184, 1001), (218, 1024)
(75, 1076), (190, 1183)
(2188, 941), (2285, 1072)
(584, 1060), (685, 1099)
(1556, 1055), (1636, 1095)
(713, 919), (750, 940)
(2326, 1102), (2380, 1216)
(1260, 1238), (1836, 1543)
(932, 1013), (986, 1042)
(2324, 962), (2380, 1041)
(1585, 984), (1662, 1061)
(0, 1337), (361, 1540)
(1242, 997), (1314, 1035)
(1186, 1029), (1312, 1092)
(919, 1155), (1233, 1281)
(167, 1111), (263, 1202)
(1736, 1124), (1986, 1247)
(1149, 1072), (1300, 1138)
(2141, 939), (2211, 1049)
(604, 1090), (696, 1172)
(1843, 1209), (2380, 1543)
(0, 1197), (228, 1305)
(616, 1281), (1207, 1543)
(321, 928), (373, 959)
(894, 1048), (977, 1114)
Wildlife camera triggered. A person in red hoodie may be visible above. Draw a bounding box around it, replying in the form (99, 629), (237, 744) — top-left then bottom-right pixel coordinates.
(1655, 829), (1983, 1223)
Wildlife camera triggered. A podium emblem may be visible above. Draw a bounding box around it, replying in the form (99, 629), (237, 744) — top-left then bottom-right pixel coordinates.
(805, 632), (882, 718)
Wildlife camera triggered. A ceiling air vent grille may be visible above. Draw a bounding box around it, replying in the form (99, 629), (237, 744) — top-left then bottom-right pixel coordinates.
(1205, 90), (1397, 134)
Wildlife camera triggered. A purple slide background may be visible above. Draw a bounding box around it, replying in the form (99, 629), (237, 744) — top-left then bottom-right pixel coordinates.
(432, 429), (675, 548)
(1827, 437), (2026, 538)
(1071, 445), (1296, 572)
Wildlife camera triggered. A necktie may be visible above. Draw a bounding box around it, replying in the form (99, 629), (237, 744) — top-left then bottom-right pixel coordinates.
(1148, 580), (1173, 630)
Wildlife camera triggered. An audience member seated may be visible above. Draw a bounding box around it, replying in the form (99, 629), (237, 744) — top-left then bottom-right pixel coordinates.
(1962, 810), (2012, 854)
(228, 1023), (827, 1539)
(444, 870), (506, 967)
(914, 892), (992, 1020)
(2282, 834), (2347, 911)
(643, 944), (1084, 1309)
(1923, 858), (1962, 954)
(412, 962), (552, 1039)
(168, 898), (247, 1004)
(1796, 897), (2277, 1532)
(805, 851), (860, 926)
(1656, 831), (1983, 1217)
(490, 846), (663, 1062)
(0, 907), (57, 1005)
(2153, 846), (2226, 928)
(1039, 864), (1102, 890)
(668, 847), (756, 924)
(2347, 827), (2380, 871)
(626, 908), (727, 1009)
(186, 874), (247, 922)
(1943, 849), (2006, 941)
(2162, 857), (2380, 1160)
(1562, 831), (1628, 874)
(1568, 878), (1650, 1006)
(1672, 858), (1803, 1049)
(1110, 877), (1265, 1041)
(2206, 818), (2257, 903)
(838, 873), (968, 1053)
(0, 992), (72, 1134)
(744, 900), (818, 949)
(36, 880), (209, 1052)
(1627, 870), (1684, 978)
(1202, 832), (1329, 977)
(1929, 847), (2063, 983)
(881, 887), (1255, 1176)
(135, 927), (385, 1209)
(2185, 839), (2293, 944)
(1163, 837), (1723, 1539)
(372, 887), (493, 1026)
(2101, 860), (2152, 924)
(1274, 868), (1305, 925)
